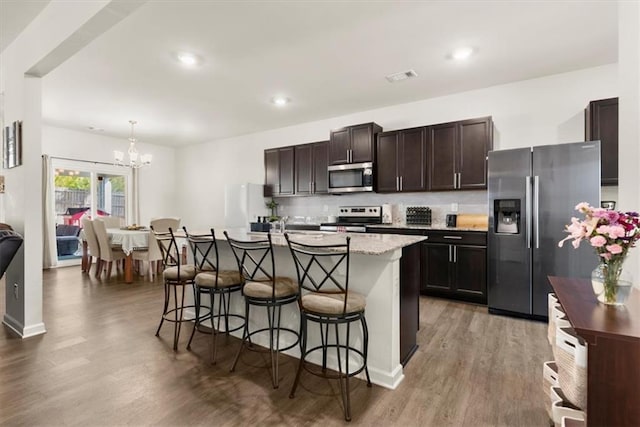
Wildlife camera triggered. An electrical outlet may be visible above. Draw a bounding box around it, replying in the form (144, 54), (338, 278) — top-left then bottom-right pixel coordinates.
(450, 203), (459, 212)
(13, 283), (18, 300)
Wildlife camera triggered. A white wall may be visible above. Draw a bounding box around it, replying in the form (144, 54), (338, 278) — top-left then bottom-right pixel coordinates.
(42, 126), (178, 226)
(176, 64), (617, 228)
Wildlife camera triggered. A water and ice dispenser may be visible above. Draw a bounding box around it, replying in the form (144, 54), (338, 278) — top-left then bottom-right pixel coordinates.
(494, 199), (520, 234)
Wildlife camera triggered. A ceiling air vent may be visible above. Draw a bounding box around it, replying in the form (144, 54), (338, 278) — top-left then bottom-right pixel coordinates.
(385, 69), (418, 83)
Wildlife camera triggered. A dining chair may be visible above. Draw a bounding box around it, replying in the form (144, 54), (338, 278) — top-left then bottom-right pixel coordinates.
(99, 216), (122, 228)
(184, 227), (244, 364)
(285, 233), (371, 421)
(93, 218), (125, 278)
(81, 217), (101, 277)
(224, 231), (299, 389)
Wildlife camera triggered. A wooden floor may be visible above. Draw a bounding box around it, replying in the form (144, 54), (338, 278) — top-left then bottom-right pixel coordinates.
(1, 267), (551, 426)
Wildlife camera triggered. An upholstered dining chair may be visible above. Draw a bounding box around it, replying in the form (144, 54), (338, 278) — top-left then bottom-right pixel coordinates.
(93, 218), (125, 278)
(81, 217), (101, 277)
(99, 216), (122, 228)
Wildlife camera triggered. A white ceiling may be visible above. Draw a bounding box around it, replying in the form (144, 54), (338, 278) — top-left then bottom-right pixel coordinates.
(0, 0), (50, 53)
(40, 0), (617, 147)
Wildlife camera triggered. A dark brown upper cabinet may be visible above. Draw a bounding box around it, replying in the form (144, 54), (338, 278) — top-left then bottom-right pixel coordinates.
(294, 141), (329, 195)
(428, 116), (493, 191)
(376, 127), (427, 193)
(329, 122), (382, 165)
(264, 146), (294, 197)
(586, 97), (618, 186)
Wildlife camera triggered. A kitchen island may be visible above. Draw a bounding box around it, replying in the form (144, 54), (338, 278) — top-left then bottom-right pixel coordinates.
(206, 230), (426, 389)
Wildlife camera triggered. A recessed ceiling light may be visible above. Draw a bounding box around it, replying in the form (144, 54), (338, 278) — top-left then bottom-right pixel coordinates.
(272, 96), (290, 107)
(176, 52), (202, 67)
(451, 47), (474, 61)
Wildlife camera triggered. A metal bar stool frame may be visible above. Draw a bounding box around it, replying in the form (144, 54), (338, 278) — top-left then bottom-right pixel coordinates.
(224, 231), (300, 389)
(285, 233), (371, 422)
(152, 226), (197, 351)
(184, 227), (245, 364)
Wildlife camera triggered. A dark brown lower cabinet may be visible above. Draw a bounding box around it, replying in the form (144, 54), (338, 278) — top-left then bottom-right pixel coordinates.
(420, 234), (487, 304)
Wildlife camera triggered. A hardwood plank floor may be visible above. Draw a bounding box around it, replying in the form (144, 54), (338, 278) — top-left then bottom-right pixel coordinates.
(1, 267), (551, 426)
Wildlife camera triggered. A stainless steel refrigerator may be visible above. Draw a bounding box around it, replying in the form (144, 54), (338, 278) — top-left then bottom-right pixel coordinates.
(488, 141), (601, 318)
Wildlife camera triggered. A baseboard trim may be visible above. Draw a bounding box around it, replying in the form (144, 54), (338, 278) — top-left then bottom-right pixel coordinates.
(2, 314), (46, 338)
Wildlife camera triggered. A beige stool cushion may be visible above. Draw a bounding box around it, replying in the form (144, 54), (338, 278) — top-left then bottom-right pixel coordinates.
(163, 264), (197, 281)
(301, 291), (366, 315)
(243, 277), (297, 299)
(195, 270), (242, 288)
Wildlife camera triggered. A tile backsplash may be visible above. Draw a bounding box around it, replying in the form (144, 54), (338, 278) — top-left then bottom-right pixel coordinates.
(274, 190), (488, 226)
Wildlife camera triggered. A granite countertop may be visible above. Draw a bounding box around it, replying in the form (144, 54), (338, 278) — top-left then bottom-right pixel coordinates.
(366, 223), (488, 232)
(221, 230), (426, 256)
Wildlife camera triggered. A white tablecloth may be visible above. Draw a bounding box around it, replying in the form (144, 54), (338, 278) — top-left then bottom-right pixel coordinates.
(107, 228), (149, 255)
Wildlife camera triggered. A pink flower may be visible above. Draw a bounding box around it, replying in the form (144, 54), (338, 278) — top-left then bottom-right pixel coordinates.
(605, 210), (620, 223)
(600, 252), (612, 260)
(606, 244), (623, 254)
(607, 225), (626, 239)
(575, 202), (591, 212)
(597, 225), (610, 235)
(590, 235), (607, 247)
(591, 208), (608, 218)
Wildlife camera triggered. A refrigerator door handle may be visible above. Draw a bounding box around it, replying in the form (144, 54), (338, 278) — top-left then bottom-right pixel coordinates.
(526, 176), (532, 249)
(534, 175), (540, 249)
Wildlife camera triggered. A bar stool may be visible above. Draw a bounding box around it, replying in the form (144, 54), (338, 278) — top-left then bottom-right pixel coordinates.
(183, 227), (244, 364)
(152, 227), (197, 351)
(285, 233), (371, 422)
(224, 231), (299, 389)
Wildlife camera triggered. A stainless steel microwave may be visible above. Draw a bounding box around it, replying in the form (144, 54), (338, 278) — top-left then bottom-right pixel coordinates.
(327, 162), (374, 193)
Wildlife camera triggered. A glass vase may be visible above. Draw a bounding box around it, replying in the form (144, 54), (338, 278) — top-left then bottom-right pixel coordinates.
(591, 259), (633, 306)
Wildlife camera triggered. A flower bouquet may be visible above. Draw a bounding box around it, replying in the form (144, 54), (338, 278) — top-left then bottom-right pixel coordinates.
(559, 202), (640, 305)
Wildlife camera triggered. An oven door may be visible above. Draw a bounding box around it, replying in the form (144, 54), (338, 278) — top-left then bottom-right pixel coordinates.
(328, 162), (374, 193)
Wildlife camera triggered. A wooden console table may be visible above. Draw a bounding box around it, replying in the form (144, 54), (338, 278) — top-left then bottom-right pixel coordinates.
(548, 276), (640, 427)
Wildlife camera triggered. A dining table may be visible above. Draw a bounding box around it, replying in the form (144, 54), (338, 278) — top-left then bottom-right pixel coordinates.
(81, 227), (187, 283)
(81, 228), (149, 283)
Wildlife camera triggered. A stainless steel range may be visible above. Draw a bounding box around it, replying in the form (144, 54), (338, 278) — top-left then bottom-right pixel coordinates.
(320, 206), (382, 233)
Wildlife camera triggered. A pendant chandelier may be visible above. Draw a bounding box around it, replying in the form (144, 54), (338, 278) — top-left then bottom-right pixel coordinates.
(114, 120), (152, 168)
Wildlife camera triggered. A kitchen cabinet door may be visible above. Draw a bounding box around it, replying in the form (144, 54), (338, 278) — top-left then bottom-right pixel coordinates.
(399, 127), (427, 192)
(279, 146), (295, 195)
(376, 132), (399, 192)
(312, 141), (329, 194)
(428, 123), (457, 191)
(329, 128), (350, 165)
(458, 117), (492, 190)
(421, 243), (452, 292)
(351, 123), (374, 163)
(453, 245), (487, 302)
(264, 149), (279, 197)
(295, 144), (313, 195)
(586, 97), (618, 186)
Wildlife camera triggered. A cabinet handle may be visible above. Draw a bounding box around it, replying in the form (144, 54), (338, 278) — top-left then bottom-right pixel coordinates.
(453, 173), (456, 188)
(444, 235), (462, 240)
(400, 176), (403, 191)
(448, 245), (452, 262)
(457, 173), (461, 189)
(309, 182), (312, 193)
(396, 176), (399, 191)
(453, 246), (457, 263)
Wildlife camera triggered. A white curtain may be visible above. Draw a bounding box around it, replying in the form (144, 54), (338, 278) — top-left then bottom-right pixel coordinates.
(42, 154), (57, 268)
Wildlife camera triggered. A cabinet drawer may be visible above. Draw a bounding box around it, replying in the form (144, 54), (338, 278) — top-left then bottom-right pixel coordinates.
(425, 230), (486, 245)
